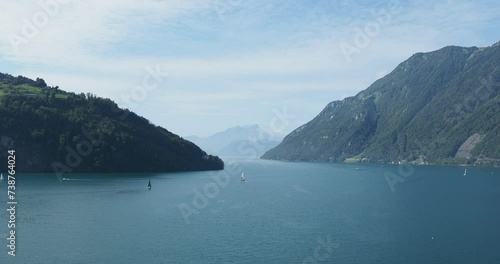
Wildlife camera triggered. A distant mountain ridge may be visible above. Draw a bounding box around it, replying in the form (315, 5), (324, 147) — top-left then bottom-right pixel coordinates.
(187, 125), (281, 157)
(262, 42), (500, 166)
(0, 73), (223, 173)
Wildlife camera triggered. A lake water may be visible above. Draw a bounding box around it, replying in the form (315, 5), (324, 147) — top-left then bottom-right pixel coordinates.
(1, 158), (500, 263)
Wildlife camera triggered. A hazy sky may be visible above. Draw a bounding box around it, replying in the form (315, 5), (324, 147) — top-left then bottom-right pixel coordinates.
(0, 0), (499, 137)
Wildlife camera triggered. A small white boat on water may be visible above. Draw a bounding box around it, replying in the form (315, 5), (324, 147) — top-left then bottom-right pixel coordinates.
(464, 168), (467, 176)
(0, 173), (3, 182)
(148, 180), (152, 190)
(240, 172), (246, 182)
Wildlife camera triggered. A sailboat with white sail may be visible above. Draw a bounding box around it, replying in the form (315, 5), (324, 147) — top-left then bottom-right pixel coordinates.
(148, 180), (152, 190)
(464, 168), (467, 176)
(240, 172), (246, 182)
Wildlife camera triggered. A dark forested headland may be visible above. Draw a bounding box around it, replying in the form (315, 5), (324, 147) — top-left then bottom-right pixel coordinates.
(0, 73), (224, 173)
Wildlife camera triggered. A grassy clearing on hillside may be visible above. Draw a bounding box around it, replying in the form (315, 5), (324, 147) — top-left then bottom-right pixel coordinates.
(0, 82), (68, 99)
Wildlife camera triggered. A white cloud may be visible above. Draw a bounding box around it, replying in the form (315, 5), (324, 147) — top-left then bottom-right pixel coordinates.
(0, 0), (206, 65)
(1, 0), (499, 136)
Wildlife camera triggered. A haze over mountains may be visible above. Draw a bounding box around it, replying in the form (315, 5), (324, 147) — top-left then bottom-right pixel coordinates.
(187, 125), (282, 157)
(263, 42), (500, 166)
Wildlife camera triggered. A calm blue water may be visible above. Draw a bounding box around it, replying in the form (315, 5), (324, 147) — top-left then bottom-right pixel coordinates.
(1, 158), (500, 263)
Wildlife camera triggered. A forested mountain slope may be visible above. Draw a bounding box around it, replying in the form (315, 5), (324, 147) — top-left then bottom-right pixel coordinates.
(0, 73), (223, 173)
(263, 42), (500, 166)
